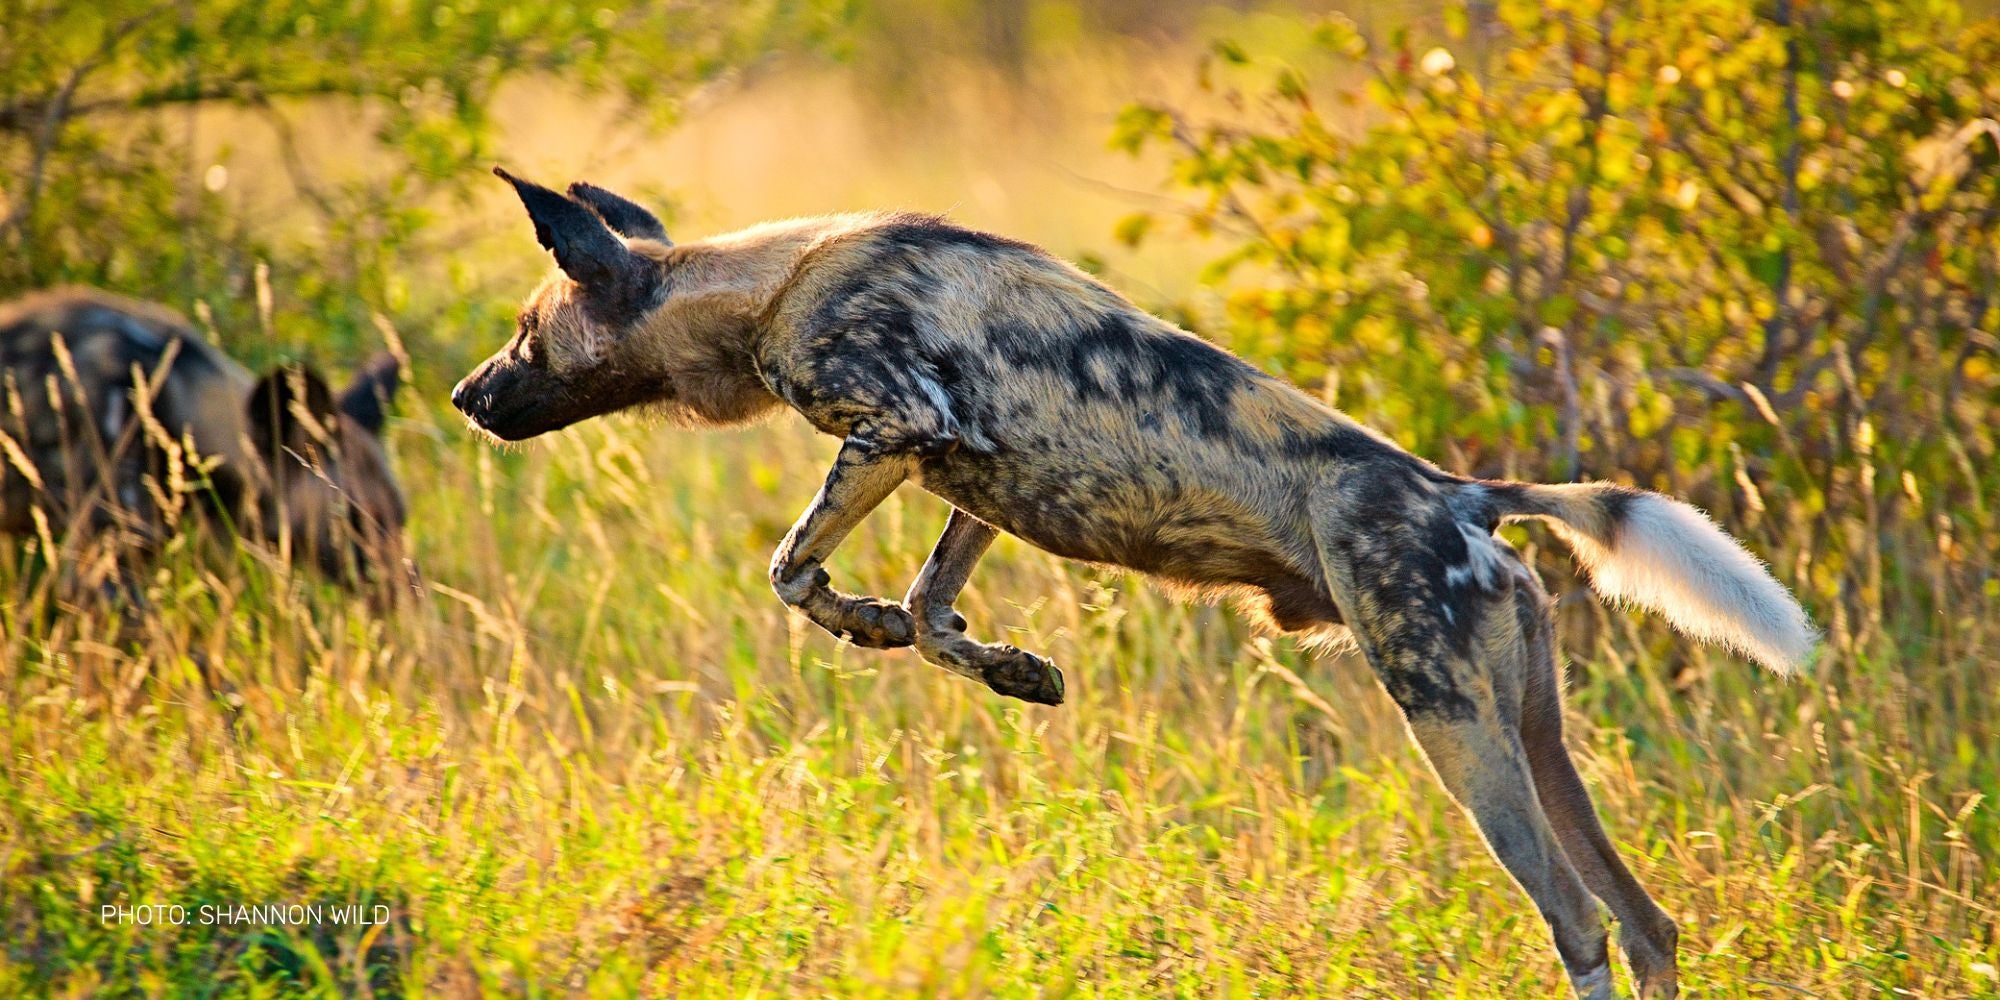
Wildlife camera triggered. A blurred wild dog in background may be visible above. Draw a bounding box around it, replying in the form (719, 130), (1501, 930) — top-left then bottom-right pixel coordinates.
(0, 287), (411, 602)
(456, 170), (1815, 999)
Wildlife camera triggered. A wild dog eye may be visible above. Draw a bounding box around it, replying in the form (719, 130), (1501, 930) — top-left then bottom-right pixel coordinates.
(512, 319), (541, 363)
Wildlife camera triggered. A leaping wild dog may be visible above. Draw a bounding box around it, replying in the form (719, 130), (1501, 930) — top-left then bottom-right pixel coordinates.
(0, 287), (411, 597)
(455, 168), (1816, 1000)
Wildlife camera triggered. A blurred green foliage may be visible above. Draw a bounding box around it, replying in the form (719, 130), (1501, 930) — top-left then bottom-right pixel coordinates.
(1116, 0), (2000, 676)
(0, 0), (851, 360)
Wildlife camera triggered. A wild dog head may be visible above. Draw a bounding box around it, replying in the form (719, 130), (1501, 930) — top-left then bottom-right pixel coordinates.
(453, 168), (687, 442)
(248, 355), (410, 591)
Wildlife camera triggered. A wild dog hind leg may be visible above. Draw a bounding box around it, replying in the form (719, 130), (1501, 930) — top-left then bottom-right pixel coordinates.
(1510, 555), (1680, 998)
(906, 508), (1064, 705)
(1310, 467), (1614, 999)
(769, 435), (920, 649)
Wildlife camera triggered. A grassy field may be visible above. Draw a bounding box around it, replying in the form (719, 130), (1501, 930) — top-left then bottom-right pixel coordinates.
(2, 392), (1995, 997)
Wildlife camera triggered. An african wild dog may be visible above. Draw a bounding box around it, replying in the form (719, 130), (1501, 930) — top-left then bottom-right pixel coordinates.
(455, 169), (1816, 999)
(0, 287), (410, 595)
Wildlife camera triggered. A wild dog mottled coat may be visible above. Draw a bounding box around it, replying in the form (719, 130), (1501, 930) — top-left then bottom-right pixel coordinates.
(455, 170), (1815, 1000)
(0, 287), (409, 590)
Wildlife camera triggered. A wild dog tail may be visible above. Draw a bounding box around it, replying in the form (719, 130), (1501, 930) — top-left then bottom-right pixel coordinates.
(1485, 480), (1817, 676)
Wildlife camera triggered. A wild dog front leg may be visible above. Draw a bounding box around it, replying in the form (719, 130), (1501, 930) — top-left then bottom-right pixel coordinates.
(769, 435), (919, 648)
(906, 509), (1065, 706)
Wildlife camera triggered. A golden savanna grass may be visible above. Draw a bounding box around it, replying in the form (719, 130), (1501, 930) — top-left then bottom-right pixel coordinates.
(4, 397), (1994, 995)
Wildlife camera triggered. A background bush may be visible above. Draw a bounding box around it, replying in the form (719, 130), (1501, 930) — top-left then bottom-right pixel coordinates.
(0, 0), (847, 360)
(1114, 0), (2000, 680)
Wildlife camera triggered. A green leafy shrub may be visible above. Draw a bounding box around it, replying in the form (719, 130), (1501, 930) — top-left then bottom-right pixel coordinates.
(0, 0), (848, 362)
(1115, 0), (2000, 674)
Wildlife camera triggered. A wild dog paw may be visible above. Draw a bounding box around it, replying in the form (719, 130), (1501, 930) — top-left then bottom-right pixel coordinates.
(771, 561), (831, 604)
(982, 646), (1065, 706)
(837, 597), (915, 649)
(1623, 917), (1679, 1000)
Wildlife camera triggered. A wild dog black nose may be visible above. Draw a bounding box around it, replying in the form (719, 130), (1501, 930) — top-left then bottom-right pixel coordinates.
(450, 376), (473, 413)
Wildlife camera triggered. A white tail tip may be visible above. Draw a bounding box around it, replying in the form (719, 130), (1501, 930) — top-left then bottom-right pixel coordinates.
(1574, 493), (1818, 675)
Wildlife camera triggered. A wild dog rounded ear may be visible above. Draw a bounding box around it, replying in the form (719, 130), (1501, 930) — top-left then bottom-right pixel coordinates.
(493, 165), (642, 288)
(568, 181), (669, 244)
(337, 352), (402, 436)
(250, 364), (340, 468)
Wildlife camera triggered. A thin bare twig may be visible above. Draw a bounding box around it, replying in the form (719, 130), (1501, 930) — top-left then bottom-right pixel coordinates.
(0, 2), (178, 243)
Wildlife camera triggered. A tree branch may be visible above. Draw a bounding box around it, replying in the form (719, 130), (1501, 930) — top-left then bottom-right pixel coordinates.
(1758, 0), (1804, 383)
(0, 2), (178, 244)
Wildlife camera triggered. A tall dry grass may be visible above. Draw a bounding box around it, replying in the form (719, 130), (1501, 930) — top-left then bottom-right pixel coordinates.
(3, 377), (1994, 994)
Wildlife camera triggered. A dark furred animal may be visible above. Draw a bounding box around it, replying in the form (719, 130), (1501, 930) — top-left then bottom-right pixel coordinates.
(0, 287), (410, 592)
(455, 170), (1816, 999)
